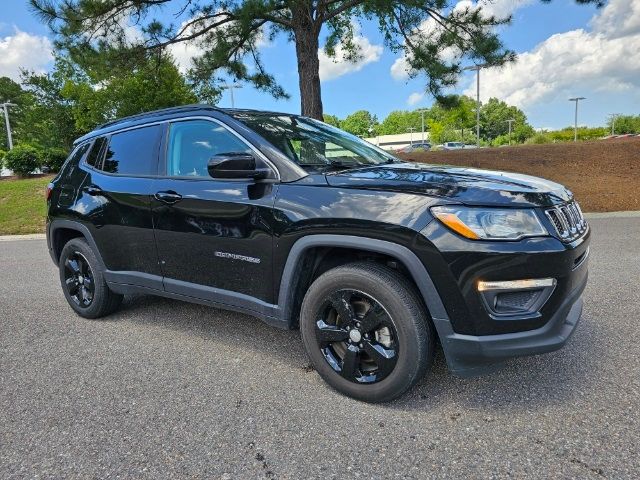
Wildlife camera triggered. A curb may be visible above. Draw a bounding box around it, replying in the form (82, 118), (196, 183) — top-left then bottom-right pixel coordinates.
(0, 233), (46, 242)
(584, 211), (640, 219)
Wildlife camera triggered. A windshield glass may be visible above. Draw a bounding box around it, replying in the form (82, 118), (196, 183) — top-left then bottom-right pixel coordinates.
(231, 112), (398, 170)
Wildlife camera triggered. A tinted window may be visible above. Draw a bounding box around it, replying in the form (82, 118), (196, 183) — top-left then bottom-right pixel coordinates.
(86, 137), (106, 168)
(102, 125), (162, 176)
(167, 120), (251, 177)
(231, 113), (397, 170)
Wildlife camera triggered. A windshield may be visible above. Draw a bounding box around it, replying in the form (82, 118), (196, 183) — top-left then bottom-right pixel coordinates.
(231, 112), (399, 171)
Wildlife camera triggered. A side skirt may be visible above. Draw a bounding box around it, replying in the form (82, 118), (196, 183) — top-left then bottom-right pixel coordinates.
(104, 271), (288, 329)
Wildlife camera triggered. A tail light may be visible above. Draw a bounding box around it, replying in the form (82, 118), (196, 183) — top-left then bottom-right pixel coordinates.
(46, 183), (54, 201)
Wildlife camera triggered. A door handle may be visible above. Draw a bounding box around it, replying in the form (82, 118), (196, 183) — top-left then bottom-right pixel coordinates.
(84, 185), (103, 196)
(155, 190), (183, 204)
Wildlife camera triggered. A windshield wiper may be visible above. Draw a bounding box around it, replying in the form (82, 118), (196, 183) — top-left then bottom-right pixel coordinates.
(329, 159), (361, 169)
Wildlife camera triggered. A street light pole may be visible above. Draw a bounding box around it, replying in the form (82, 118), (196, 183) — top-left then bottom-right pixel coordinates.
(505, 118), (515, 145)
(463, 64), (489, 148)
(408, 127), (416, 146)
(418, 109), (427, 143)
(220, 83), (242, 108)
(569, 97), (586, 142)
(1, 102), (17, 150)
(609, 113), (621, 135)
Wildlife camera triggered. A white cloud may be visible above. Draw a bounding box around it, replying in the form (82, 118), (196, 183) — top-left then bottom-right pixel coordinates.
(407, 92), (425, 106)
(477, 0), (535, 19)
(591, 0), (640, 38)
(319, 27), (383, 82)
(0, 29), (53, 81)
(389, 0), (533, 81)
(391, 56), (411, 81)
(463, 0), (640, 107)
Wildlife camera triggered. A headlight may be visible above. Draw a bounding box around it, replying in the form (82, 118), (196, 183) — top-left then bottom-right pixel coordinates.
(431, 206), (548, 240)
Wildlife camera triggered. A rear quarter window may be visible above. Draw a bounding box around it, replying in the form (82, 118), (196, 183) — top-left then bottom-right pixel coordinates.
(102, 125), (162, 176)
(86, 137), (107, 168)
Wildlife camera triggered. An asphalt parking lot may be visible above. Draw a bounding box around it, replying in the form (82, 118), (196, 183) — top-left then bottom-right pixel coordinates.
(1, 216), (639, 479)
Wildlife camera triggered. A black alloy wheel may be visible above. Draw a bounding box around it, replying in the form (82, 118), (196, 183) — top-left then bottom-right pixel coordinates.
(63, 252), (95, 307)
(315, 290), (399, 384)
(58, 237), (123, 319)
(300, 262), (434, 403)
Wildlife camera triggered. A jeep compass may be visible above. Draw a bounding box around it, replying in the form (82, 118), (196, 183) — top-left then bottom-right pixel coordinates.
(46, 105), (589, 402)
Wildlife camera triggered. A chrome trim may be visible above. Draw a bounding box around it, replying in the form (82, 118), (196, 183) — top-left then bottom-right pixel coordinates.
(80, 116), (282, 182)
(545, 201), (588, 242)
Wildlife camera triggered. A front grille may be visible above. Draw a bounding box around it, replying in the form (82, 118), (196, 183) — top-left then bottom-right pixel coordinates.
(545, 201), (587, 242)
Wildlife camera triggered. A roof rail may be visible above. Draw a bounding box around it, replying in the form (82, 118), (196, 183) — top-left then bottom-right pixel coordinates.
(97, 104), (218, 129)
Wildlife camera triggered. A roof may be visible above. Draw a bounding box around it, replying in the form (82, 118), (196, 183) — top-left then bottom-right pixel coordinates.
(72, 104), (300, 145)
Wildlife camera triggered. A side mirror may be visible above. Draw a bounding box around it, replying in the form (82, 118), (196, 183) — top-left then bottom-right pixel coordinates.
(207, 153), (269, 180)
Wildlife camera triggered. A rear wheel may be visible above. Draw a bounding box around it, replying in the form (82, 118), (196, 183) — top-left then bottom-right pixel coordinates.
(300, 262), (434, 403)
(59, 238), (123, 319)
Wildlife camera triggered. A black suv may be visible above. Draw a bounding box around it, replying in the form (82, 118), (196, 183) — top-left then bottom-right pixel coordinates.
(46, 105), (589, 402)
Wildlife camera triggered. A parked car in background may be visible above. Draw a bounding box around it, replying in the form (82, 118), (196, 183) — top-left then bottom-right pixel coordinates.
(442, 142), (466, 150)
(397, 142), (431, 153)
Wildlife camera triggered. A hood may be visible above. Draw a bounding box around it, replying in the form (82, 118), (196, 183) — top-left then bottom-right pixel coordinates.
(324, 162), (572, 207)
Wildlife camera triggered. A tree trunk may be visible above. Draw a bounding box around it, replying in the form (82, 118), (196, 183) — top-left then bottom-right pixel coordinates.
(293, 15), (323, 120)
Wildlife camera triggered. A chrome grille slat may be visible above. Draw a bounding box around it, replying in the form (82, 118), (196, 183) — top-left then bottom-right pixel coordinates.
(545, 201), (587, 242)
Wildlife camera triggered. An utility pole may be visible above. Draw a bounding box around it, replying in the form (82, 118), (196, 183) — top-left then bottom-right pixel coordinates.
(505, 118), (515, 145)
(608, 113), (621, 135)
(408, 127), (416, 146)
(1, 102), (17, 150)
(463, 64), (489, 148)
(220, 83), (242, 108)
(569, 97), (586, 142)
(418, 109), (427, 143)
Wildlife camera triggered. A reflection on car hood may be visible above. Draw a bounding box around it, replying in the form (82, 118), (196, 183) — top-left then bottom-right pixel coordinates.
(324, 162), (572, 207)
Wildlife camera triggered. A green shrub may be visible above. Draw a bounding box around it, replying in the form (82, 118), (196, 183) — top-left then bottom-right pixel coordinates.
(0, 149), (6, 169)
(42, 147), (69, 173)
(4, 145), (42, 177)
(525, 133), (553, 145)
(491, 134), (511, 147)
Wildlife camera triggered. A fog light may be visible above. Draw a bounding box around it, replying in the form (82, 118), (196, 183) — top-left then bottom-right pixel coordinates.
(477, 278), (556, 319)
(477, 278), (556, 292)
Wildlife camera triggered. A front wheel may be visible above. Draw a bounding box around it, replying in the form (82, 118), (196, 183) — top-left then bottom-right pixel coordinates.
(300, 262), (435, 403)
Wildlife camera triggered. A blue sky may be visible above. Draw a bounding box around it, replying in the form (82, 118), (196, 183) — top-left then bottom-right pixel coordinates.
(1, 0), (639, 129)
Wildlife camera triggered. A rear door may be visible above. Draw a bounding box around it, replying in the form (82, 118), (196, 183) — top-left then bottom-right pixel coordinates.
(81, 124), (163, 282)
(151, 118), (278, 304)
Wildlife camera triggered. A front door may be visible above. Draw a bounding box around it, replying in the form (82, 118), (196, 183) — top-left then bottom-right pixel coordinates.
(151, 118), (277, 307)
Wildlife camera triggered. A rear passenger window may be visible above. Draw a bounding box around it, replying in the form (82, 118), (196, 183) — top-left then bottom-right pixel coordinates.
(86, 137), (106, 168)
(102, 125), (162, 176)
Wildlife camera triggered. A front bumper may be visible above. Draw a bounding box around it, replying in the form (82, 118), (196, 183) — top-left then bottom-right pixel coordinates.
(434, 269), (587, 377)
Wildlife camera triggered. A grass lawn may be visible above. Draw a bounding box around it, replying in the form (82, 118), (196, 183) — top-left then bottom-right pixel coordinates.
(0, 176), (53, 235)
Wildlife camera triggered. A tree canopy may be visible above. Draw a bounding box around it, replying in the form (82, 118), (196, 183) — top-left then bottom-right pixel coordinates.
(341, 110), (377, 137)
(30, 0), (535, 119)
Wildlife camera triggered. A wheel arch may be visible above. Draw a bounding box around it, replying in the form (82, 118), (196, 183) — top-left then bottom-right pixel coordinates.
(276, 235), (449, 328)
(48, 220), (106, 269)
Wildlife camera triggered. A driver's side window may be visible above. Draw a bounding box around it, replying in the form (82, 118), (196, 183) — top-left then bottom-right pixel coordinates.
(167, 120), (252, 177)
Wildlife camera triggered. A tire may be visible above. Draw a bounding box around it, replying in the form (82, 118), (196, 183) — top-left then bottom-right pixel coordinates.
(300, 262), (435, 403)
(58, 237), (123, 319)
